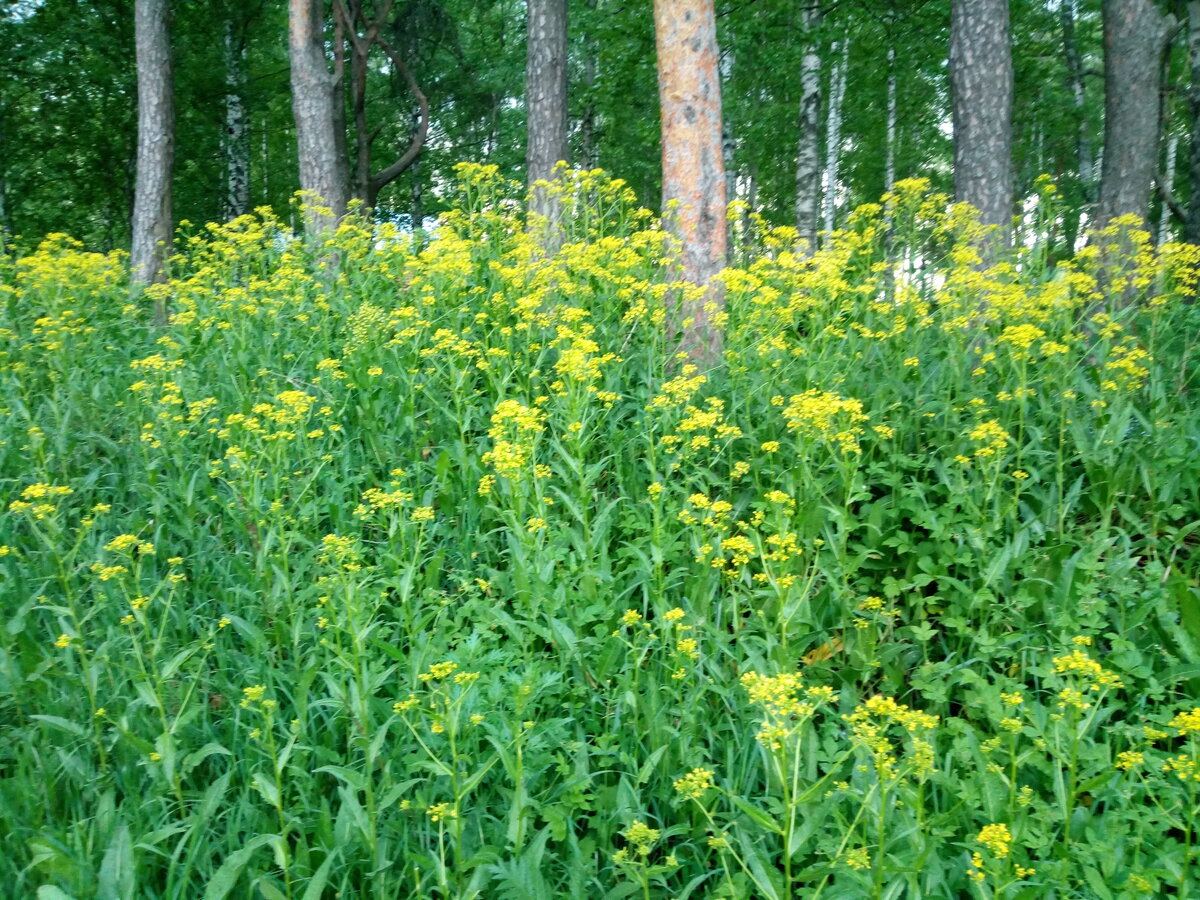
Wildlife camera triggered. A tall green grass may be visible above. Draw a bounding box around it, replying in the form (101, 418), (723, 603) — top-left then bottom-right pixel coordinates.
(1, 166), (1199, 899)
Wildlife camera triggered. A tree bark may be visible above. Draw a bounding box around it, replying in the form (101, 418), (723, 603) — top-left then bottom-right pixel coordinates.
(0, 107), (11, 247)
(823, 39), (848, 237)
(950, 0), (1013, 249)
(289, 0), (348, 230)
(131, 0), (174, 294)
(1159, 131), (1178, 245)
(1186, 1), (1200, 244)
(654, 0), (726, 369)
(1096, 0), (1174, 229)
(581, 0), (598, 169)
(222, 15), (250, 221)
(1060, 0), (1093, 253)
(885, 41), (896, 197)
(526, 0), (569, 234)
(795, 6), (822, 253)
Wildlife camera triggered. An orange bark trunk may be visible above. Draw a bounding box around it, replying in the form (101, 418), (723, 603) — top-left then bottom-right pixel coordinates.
(654, 0), (727, 368)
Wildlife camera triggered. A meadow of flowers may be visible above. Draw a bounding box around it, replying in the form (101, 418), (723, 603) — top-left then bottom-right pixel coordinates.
(1, 165), (1199, 899)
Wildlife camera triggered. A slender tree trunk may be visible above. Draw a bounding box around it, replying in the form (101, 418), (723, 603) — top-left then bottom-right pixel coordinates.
(721, 48), (736, 252)
(222, 16), (250, 221)
(1159, 131), (1178, 245)
(1186, 1), (1200, 244)
(526, 0), (569, 236)
(885, 42), (897, 197)
(1061, 0), (1094, 190)
(795, 5), (822, 253)
(581, 0), (598, 169)
(131, 0), (174, 296)
(823, 39), (847, 237)
(950, 0), (1013, 251)
(654, 0), (726, 369)
(0, 108), (11, 247)
(289, 0), (348, 229)
(411, 153), (424, 234)
(1096, 0), (1174, 229)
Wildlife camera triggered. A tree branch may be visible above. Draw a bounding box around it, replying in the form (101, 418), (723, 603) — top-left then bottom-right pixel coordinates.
(369, 30), (429, 192)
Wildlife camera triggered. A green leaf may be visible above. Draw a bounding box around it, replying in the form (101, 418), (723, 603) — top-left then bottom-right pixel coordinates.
(29, 715), (85, 737)
(300, 852), (337, 900)
(251, 772), (281, 808)
(203, 834), (276, 900)
(97, 823), (134, 900)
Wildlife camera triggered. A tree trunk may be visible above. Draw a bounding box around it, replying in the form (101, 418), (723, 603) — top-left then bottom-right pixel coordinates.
(0, 107), (11, 247)
(721, 48), (736, 252)
(131, 0), (174, 296)
(1096, 0), (1173, 229)
(885, 41), (896, 197)
(1186, 1), (1200, 244)
(526, 0), (569, 234)
(1159, 130), (1178, 245)
(823, 39), (848, 237)
(654, 0), (726, 369)
(795, 6), (822, 253)
(950, 0), (1013, 249)
(289, 0), (348, 229)
(1065, 0), (1094, 190)
(222, 16), (250, 221)
(581, 0), (598, 169)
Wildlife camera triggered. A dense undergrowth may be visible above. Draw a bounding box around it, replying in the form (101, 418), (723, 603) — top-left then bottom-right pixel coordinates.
(2, 165), (1200, 899)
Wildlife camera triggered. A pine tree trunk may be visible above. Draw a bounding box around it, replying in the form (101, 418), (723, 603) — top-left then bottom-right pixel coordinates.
(1096, 0), (1173, 229)
(654, 0), (726, 369)
(526, 0), (568, 234)
(823, 40), (847, 237)
(131, 0), (174, 296)
(950, 0), (1013, 250)
(222, 17), (250, 221)
(289, 0), (348, 230)
(795, 6), (822, 253)
(1185, 1), (1200, 244)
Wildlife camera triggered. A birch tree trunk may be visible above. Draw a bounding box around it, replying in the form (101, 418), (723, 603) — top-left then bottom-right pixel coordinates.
(823, 40), (847, 237)
(950, 0), (1013, 252)
(1060, 0), (1092, 252)
(654, 0), (726, 369)
(1185, 1), (1200, 244)
(526, 0), (568, 235)
(795, 6), (822, 253)
(289, 0), (348, 230)
(222, 16), (250, 221)
(1159, 131), (1178, 245)
(0, 108), (11, 246)
(131, 0), (174, 294)
(885, 42), (896, 197)
(1096, 0), (1173, 229)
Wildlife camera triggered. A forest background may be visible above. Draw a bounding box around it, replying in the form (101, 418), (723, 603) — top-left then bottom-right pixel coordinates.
(3, 0), (1199, 254)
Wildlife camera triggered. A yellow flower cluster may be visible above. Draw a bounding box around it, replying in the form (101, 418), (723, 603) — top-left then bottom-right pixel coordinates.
(844, 695), (938, 781)
(976, 823), (1012, 858)
(482, 398), (545, 481)
(8, 483), (74, 519)
(1051, 649), (1124, 689)
(741, 671), (834, 751)
(779, 390), (868, 454)
(672, 767), (715, 800)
